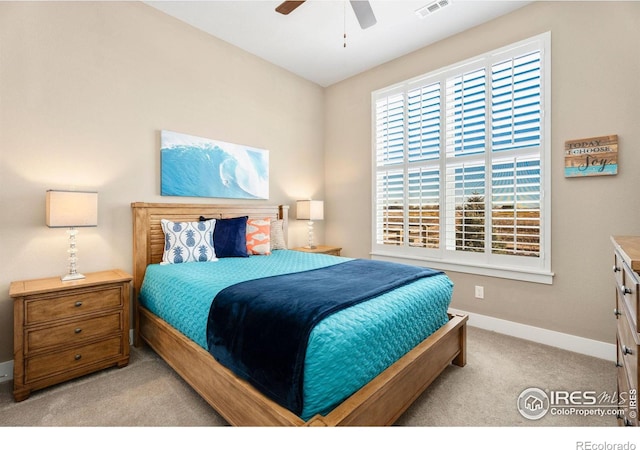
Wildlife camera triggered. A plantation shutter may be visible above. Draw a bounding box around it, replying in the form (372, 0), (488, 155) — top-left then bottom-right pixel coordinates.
(490, 50), (542, 257)
(375, 93), (405, 245)
(372, 33), (549, 282)
(407, 81), (441, 249)
(444, 68), (487, 254)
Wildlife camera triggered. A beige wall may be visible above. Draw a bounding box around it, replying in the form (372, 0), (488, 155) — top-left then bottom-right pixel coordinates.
(1, 1), (638, 365)
(0, 2), (325, 363)
(324, 1), (640, 344)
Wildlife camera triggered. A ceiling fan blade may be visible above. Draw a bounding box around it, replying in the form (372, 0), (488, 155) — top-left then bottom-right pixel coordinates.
(276, 1), (306, 15)
(350, 1), (377, 29)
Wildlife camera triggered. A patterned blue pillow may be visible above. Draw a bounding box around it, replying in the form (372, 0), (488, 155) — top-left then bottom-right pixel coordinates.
(160, 219), (217, 264)
(213, 216), (249, 258)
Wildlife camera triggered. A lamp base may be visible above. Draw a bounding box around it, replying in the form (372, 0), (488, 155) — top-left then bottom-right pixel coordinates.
(62, 273), (86, 282)
(62, 226), (85, 282)
(306, 220), (317, 249)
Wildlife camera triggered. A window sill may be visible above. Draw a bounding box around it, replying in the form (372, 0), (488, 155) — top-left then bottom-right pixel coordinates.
(370, 251), (554, 285)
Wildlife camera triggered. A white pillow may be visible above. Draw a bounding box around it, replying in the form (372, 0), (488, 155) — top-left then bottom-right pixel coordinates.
(161, 219), (217, 264)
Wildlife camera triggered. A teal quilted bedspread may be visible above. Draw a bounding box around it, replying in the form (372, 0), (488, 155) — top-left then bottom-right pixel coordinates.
(139, 250), (453, 421)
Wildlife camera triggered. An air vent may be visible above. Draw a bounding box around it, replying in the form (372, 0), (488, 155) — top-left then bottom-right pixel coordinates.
(415, 0), (451, 18)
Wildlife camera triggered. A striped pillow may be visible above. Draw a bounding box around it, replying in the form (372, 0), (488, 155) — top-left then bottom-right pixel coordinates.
(270, 219), (287, 250)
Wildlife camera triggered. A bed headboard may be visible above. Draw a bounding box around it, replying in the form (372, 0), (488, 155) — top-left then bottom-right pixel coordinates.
(131, 202), (289, 297)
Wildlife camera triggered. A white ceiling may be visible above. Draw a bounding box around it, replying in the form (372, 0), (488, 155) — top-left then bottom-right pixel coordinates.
(145, 0), (533, 87)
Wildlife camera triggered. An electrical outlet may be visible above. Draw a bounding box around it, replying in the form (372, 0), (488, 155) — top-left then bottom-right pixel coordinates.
(475, 285), (484, 299)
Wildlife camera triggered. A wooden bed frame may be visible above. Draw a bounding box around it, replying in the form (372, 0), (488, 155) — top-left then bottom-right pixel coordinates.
(131, 202), (467, 426)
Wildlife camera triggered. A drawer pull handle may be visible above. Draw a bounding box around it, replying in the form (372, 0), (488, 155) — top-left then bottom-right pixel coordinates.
(74, 328), (82, 334)
(74, 301), (83, 307)
(623, 345), (633, 356)
(622, 286), (632, 295)
(614, 308), (622, 317)
(614, 265), (621, 273)
(74, 354), (82, 361)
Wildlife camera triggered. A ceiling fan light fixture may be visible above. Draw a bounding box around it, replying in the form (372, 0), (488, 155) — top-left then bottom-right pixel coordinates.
(415, 0), (451, 19)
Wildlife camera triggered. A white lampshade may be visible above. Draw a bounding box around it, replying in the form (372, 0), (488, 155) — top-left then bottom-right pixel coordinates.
(46, 190), (98, 228)
(296, 200), (324, 221)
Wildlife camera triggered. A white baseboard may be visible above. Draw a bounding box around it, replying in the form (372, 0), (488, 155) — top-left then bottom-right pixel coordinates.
(0, 316), (616, 383)
(450, 308), (616, 361)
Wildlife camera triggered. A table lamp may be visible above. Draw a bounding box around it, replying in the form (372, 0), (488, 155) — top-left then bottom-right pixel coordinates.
(46, 190), (98, 281)
(296, 199), (323, 249)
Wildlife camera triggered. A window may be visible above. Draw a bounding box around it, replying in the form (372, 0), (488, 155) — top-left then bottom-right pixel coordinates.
(372, 33), (552, 284)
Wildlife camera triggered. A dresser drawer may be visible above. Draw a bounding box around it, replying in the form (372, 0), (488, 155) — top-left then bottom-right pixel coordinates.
(25, 286), (122, 325)
(616, 355), (636, 426)
(621, 261), (640, 332)
(617, 307), (639, 389)
(26, 311), (123, 354)
(25, 336), (123, 382)
(617, 344), (638, 426)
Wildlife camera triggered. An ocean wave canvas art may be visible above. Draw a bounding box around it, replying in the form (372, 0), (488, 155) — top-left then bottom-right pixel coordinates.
(161, 130), (269, 199)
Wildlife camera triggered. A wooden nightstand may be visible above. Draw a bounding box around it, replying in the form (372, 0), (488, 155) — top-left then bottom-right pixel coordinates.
(10, 269), (132, 401)
(292, 245), (342, 256)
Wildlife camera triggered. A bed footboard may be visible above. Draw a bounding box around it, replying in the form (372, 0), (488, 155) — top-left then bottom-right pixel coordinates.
(138, 304), (467, 426)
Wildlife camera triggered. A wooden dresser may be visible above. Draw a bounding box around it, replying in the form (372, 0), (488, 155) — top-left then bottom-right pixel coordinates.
(10, 269), (132, 401)
(611, 236), (640, 426)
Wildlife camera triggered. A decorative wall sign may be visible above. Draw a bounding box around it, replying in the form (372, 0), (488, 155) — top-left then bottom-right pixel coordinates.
(564, 134), (618, 177)
(161, 130), (269, 199)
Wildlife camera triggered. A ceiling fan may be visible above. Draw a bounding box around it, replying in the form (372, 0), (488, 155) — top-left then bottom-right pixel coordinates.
(276, 1), (377, 29)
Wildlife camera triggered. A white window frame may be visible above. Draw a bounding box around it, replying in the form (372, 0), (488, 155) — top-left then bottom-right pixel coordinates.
(371, 32), (553, 284)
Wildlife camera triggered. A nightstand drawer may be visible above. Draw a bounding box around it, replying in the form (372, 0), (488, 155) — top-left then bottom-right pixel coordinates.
(26, 311), (123, 354)
(25, 286), (122, 325)
(25, 336), (123, 382)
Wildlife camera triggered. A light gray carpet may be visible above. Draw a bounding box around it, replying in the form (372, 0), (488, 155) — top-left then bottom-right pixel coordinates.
(0, 326), (617, 427)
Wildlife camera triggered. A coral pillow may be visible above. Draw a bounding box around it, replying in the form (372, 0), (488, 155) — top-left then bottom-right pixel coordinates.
(246, 218), (271, 255)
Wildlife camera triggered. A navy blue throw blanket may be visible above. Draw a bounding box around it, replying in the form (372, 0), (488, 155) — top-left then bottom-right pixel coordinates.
(206, 258), (443, 416)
